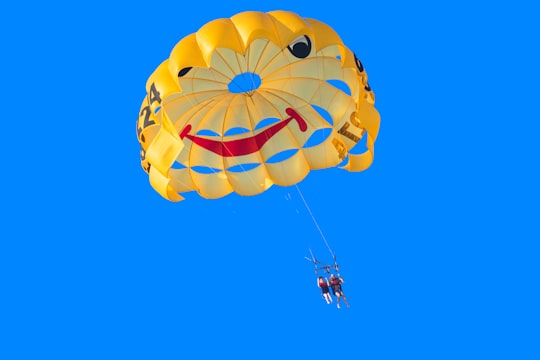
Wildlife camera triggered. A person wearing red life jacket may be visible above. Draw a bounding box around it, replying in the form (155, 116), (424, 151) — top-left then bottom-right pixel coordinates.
(318, 276), (332, 304)
(329, 274), (350, 309)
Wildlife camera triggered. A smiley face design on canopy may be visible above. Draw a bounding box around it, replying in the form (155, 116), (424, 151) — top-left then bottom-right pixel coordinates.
(136, 10), (380, 201)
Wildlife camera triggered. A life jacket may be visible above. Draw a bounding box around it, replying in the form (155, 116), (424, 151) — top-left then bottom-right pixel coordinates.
(330, 277), (341, 290)
(319, 279), (329, 289)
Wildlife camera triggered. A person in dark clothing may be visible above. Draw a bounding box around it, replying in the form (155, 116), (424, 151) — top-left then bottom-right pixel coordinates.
(329, 274), (350, 309)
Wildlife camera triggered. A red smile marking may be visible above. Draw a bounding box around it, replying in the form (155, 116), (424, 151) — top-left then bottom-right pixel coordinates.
(179, 108), (307, 157)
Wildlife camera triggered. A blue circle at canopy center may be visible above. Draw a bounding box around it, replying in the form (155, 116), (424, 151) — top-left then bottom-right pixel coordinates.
(228, 72), (262, 94)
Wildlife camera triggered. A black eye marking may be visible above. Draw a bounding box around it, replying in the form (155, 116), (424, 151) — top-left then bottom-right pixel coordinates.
(287, 36), (312, 59)
(178, 67), (192, 77)
(354, 53), (364, 72)
(364, 83), (371, 91)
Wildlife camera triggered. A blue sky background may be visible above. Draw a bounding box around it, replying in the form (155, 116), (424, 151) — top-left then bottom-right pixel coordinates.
(2, 1), (539, 359)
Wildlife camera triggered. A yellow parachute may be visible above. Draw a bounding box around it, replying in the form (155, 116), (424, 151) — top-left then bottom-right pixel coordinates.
(136, 10), (380, 202)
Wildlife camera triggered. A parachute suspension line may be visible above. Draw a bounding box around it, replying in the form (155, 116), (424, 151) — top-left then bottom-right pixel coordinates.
(219, 97), (262, 192)
(222, 143), (262, 191)
(295, 184), (335, 259)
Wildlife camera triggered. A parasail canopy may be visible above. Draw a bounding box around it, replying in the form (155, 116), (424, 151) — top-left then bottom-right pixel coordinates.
(136, 10), (380, 201)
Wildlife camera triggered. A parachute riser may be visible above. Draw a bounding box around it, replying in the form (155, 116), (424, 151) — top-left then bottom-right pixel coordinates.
(305, 251), (340, 276)
(313, 264), (340, 275)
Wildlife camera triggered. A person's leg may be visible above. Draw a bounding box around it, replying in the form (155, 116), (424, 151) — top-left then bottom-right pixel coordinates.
(322, 291), (328, 304)
(325, 293), (332, 304)
(342, 294), (350, 308)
